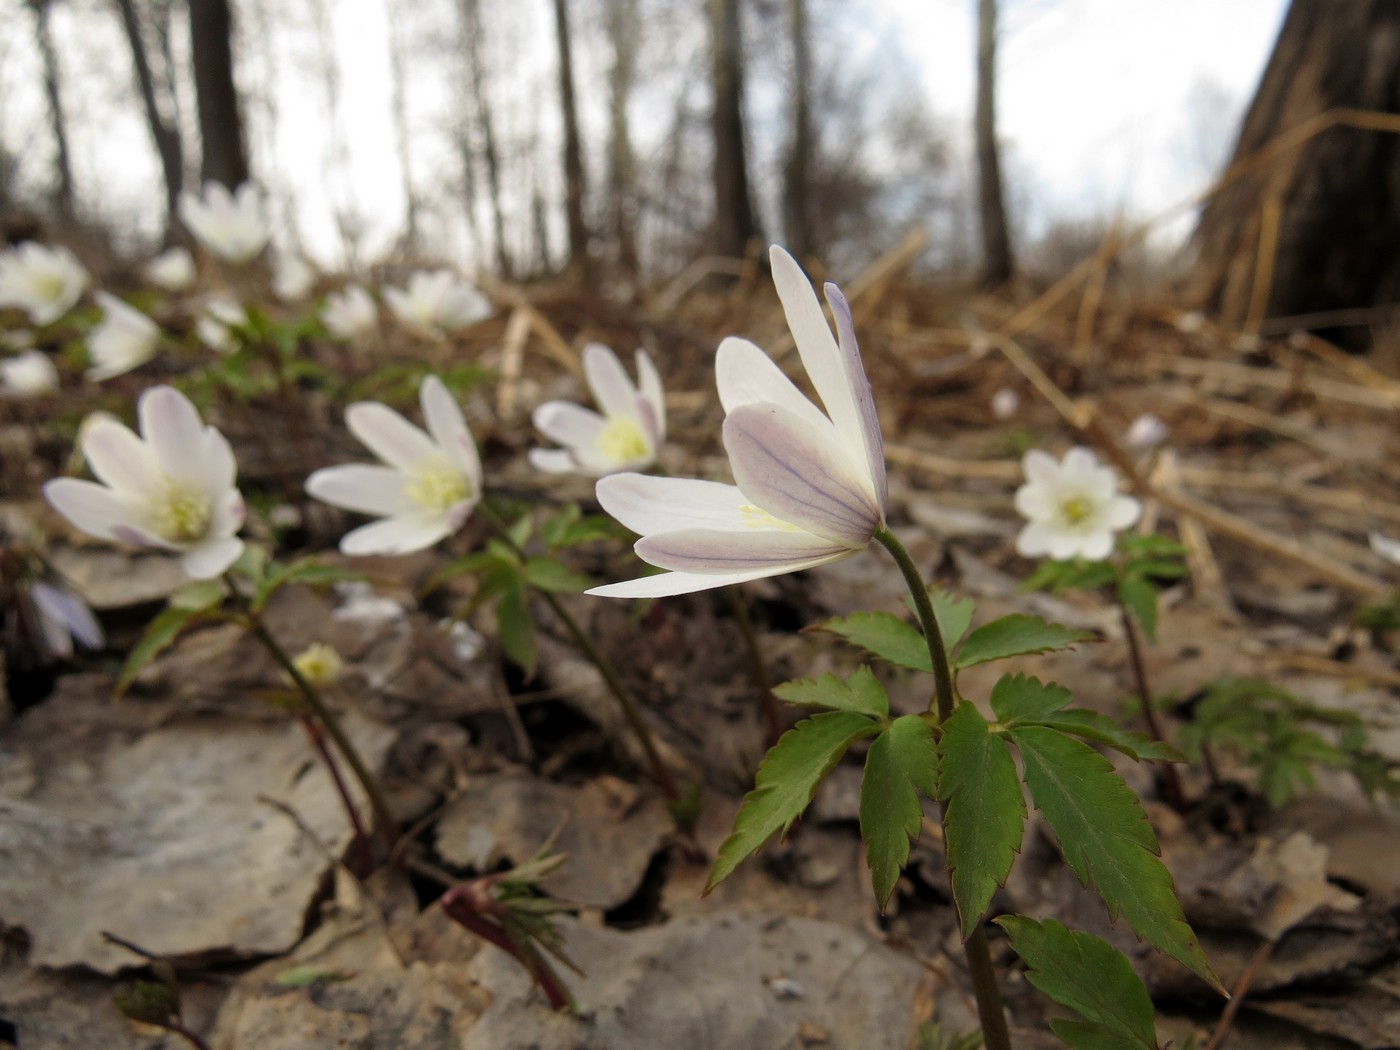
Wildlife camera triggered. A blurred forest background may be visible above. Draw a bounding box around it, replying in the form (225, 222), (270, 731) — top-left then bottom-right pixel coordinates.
(0, 0), (1288, 288)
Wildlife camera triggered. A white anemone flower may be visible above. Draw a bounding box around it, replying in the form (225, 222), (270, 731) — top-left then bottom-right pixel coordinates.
(1014, 447), (1141, 561)
(273, 255), (317, 301)
(28, 579), (104, 660)
(0, 242), (88, 325)
(43, 386), (247, 579)
(196, 296), (247, 353)
(306, 375), (483, 555)
(178, 182), (271, 264)
(87, 292), (160, 381)
(589, 245), (887, 599)
(144, 246), (197, 291)
(530, 344), (665, 476)
(322, 284), (377, 340)
(384, 270), (491, 337)
(1, 350), (59, 396)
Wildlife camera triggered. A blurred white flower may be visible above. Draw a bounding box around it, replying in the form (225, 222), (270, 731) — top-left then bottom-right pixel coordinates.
(530, 344), (665, 476)
(0, 242), (88, 325)
(590, 245), (887, 598)
(1, 350), (59, 396)
(306, 375), (482, 555)
(196, 296), (247, 353)
(441, 618), (485, 663)
(1370, 531), (1400, 567)
(178, 182), (271, 264)
(332, 579), (405, 625)
(384, 270), (490, 337)
(1125, 412), (1168, 451)
(27, 579), (104, 660)
(1014, 446), (1140, 561)
(144, 246), (196, 291)
(273, 255), (316, 301)
(43, 385), (246, 579)
(990, 387), (1020, 420)
(322, 284), (377, 340)
(87, 292), (160, 381)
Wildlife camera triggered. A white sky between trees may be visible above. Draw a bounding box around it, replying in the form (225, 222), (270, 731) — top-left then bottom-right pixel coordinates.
(0, 0), (1286, 272)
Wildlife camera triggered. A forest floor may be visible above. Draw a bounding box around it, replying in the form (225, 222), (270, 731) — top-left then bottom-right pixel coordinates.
(3, 242), (1400, 1049)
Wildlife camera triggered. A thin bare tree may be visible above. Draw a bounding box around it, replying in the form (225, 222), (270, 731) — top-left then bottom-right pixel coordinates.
(385, 2), (420, 250)
(782, 0), (813, 260)
(457, 0), (513, 278)
(708, 0), (760, 258)
(604, 0), (640, 273)
(551, 0), (590, 277)
(115, 0), (184, 221)
(27, 0), (76, 217)
(974, 0), (1013, 286)
(188, 0), (249, 189)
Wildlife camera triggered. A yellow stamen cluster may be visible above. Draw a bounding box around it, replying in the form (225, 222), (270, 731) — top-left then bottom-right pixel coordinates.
(406, 458), (470, 512)
(596, 415), (649, 464)
(1059, 495), (1093, 525)
(153, 481), (212, 542)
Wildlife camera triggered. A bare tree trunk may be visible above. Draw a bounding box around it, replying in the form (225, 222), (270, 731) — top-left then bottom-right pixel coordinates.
(115, 0), (184, 220)
(551, 0), (590, 278)
(782, 0), (813, 260)
(708, 0), (760, 259)
(458, 0), (512, 279)
(604, 0), (640, 273)
(1188, 0), (1400, 344)
(385, 3), (420, 251)
(28, 0), (76, 218)
(188, 0), (249, 189)
(975, 0), (1013, 286)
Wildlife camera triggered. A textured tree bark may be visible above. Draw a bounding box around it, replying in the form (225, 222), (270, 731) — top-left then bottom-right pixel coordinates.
(975, 0), (1014, 287)
(605, 0), (640, 274)
(708, 0), (760, 259)
(552, 0), (591, 279)
(115, 0), (184, 221)
(1188, 0), (1400, 342)
(29, 0), (76, 218)
(782, 0), (814, 261)
(188, 0), (249, 190)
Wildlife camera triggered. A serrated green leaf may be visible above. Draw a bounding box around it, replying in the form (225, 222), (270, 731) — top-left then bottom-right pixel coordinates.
(1010, 726), (1219, 989)
(1117, 577), (1159, 642)
(861, 715), (939, 909)
(497, 582), (536, 676)
(420, 551), (501, 596)
(989, 673), (1073, 722)
(814, 611), (931, 672)
(955, 615), (1095, 669)
(928, 589), (976, 648)
(523, 557), (593, 593)
(1035, 710), (1186, 763)
(997, 916), (1158, 1050)
(774, 667), (889, 717)
(253, 558), (367, 611)
(117, 604), (214, 695)
(706, 712), (880, 893)
(937, 703), (1025, 931)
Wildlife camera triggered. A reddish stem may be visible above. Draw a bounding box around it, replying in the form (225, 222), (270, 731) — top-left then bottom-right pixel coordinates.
(300, 715), (374, 876)
(439, 883), (574, 1010)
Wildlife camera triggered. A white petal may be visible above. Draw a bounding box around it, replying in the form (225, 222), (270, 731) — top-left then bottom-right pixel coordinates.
(1060, 447), (1102, 485)
(723, 403), (879, 546)
(180, 537), (245, 579)
(202, 426), (239, 491)
(346, 401), (436, 471)
(587, 558), (850, 599)
(139, 387), (207, 483)
(637, 528), (849, 573)
(583, 344), (637, 421)
(43, 478), (152, 543)
(207, 488), (246, 538)
(340, 512), (453, 556)
(306, 464), (410, 516)
(1076, 530), (1114, 562)
(595, 474), (752, 536)
(826, 282), (887, 513)
(420, 375), (480, 486)
(533, 402), (606, 449)
(635, 349), (666, 442)
(82, 419), (162, 497)
(1015, 521), (1058, 558)
(715, 336), (827, 429)
(528, 448), (581, 474)
(1013, 482), (1056, 522)
(1046, 529), (1089, 561)
(1022, 449), (1060, 487)
(1371, 531), (1400, 566)
(1103, 495), (1141, 530)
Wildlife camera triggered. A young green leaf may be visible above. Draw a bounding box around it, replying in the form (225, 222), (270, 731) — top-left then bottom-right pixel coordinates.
(419, 551), (500, 597)
(523, 557), (593, 594)
(168, 578), (227, 612)
(1010, 725), (1219, 989)
(706, 712), (880, 893)
(955, 615), (1096, 669)
(1116, 577), (1159, 642)
(497, 582), (537, 677)
(1034, 710), (1186, 763)
(997, 916), (1158, 1050)
(117, 604), (217, 695)
(861, 714), (939, 909)
(252, 559), (367, 612)
(928, 589), (976, 649)
(774, 667), (890, 717)
(990, 675), (1184, 762)
(813, 611), (931, 672)
(937, 703), (1025, 931)
(989, 673), (1073, 722)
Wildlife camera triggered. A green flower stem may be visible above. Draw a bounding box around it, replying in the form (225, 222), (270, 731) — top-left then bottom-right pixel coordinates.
(721, 585), (781, 743)
(477, 503), (683, 804)
(874, 525), (1012, 1050)
(1113, 593), (1187, 812)
(243, 613), (398, 847)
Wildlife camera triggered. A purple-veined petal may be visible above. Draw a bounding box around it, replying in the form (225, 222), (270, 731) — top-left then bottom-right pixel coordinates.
(43, 478), (153, 543)
(30, 581), (103, 654)
(723, 403), (879, 547)
(636, 527), (849, 573)
(346, 401), (437, 471)
(340, 512), (453, 555)
(420, 375), (480, 485)
(595, 473), (753, 536)
(533, 401), (606, 449)
(306, 463), (411, 516)
(715, 337), (827, 429)
(583, 344), (637, 421)
(82, 419), (162, 498)
(826, 282), (887, 513)
(180, 536), (245, 579)
(139, 386), (208, 484)
(635, 349), (666, 442)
